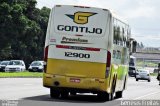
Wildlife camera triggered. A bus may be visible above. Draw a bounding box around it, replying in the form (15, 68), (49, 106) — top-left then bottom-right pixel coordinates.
(129, 56), (137, 77)
(129, 55), (136, 67)
(43, 5), (136, 101)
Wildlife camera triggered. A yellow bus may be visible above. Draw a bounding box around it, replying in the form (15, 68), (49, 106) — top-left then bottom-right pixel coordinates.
(43, 5), (136, 101)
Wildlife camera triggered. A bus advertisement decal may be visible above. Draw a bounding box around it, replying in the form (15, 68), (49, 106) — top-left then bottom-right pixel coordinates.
(66, 12), (97, 24)
(61, 37), (90, 44)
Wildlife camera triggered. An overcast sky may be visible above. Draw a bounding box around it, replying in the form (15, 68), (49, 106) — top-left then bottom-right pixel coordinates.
(37, 0), (160, 47)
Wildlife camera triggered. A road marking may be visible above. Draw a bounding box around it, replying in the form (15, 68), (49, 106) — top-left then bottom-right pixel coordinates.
(133, 91), (160, 100)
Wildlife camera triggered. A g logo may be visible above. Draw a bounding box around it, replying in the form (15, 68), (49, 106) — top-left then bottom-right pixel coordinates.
(66, 12), (97, 24)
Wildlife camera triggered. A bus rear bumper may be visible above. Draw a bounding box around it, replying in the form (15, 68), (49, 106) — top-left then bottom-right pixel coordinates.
(43, 73), (109, 93)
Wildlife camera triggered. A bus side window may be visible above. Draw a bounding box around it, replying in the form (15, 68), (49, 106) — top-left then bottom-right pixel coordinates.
(113, 50), (116, 58)
(119, 51), (122, 59)
(117, 50), (121, 59)
(116, 50), (119, 59)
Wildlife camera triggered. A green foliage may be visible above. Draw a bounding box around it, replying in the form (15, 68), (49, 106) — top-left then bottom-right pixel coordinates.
(150, 73), (158, 76)
(137, 60), (158, 67)
(0, 71), (43, 77)
(0, 0), (51, 67)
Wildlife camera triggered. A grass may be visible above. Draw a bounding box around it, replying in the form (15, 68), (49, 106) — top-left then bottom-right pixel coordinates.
(137, 60), (158, 67)
(0, 71), (43, 78)
(0, 70), (158, 78)
(150, 73), (158, 76)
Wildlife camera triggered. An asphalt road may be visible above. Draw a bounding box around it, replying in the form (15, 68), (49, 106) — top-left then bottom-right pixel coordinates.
(0, 76), (160, 106)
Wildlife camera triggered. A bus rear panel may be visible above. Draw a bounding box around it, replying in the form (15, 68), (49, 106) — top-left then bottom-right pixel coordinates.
(43, 5), (128, 99)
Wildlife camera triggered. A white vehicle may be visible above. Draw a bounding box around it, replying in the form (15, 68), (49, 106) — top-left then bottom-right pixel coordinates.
(136, 69), (151, 82)
(28, 61), (44, 72)
(5, 60), (26, 72)
(0, 61), (10, 72)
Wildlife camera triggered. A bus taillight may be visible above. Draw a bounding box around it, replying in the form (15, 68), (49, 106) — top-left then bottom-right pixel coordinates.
(106, 51), (111, 78)
(44, 46), (49, 73)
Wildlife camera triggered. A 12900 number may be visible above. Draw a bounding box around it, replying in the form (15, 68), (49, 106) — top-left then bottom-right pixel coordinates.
(65, 52), (90, 58)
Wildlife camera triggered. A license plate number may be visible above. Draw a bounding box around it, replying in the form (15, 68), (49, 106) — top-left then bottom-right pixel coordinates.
(70, 78), (80, 83)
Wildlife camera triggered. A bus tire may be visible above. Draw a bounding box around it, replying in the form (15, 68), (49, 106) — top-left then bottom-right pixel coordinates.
(97, 92), (111, 101)
(110, 85), (115, 100)
(70, 92), (76, 96)
(123, 76), (127, 90)
(115, 91), (123, 98)
(99, 78), (116, 101)
(50, 88), (60, 98)
(61, 91), (69, 98)
(115, 76), (126, 98)
(110, 77), (116, 100)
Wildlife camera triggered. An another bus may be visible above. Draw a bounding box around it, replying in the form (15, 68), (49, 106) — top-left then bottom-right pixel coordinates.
(129, 55), (136, 67)
(129, 56), (137, 77)
(43, 5), (136, 101)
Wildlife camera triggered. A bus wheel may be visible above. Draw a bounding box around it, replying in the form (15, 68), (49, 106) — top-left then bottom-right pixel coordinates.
(50, 88), (60, 98)
(115, 91), (123, 98)
(110, 79), (116, 100)
(115, 77), (125, 99)
(61, 91), (69, 98)
(123, 76), (127, 90)
(97, 92), (111, 101)
(70, 92), (76, 96)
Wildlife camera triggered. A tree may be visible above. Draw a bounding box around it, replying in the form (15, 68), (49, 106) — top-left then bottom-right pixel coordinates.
(0, 2), (12, 59)
(0, 0), (51, 67)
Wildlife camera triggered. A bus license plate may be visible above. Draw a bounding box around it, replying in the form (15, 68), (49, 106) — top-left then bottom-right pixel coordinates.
(70, 78), (80, 83)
